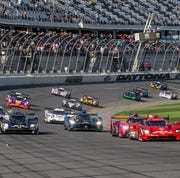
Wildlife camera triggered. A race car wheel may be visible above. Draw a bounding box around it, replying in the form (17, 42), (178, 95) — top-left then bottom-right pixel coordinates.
(111, 128), (116, 137)
(118, 132), (123, 138)
(0, 128), (4, 134)
(32, 129), (39, 135)
(129, 136), (133, 140)
(138, 134), (145, 142)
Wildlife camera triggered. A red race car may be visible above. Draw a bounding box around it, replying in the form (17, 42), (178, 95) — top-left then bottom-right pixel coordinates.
(137, 115), (180, 141)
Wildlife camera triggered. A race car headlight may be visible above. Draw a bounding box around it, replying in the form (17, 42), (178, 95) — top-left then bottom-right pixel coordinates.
(122, 125), (129, 130)
(175, 129), (180, 133)
(143, 129), (150, 134)
(69, 120), (75, 125)
(96, 121), (102, 126)
(30, 124), (35, 128)
(4, 123), (9, 129)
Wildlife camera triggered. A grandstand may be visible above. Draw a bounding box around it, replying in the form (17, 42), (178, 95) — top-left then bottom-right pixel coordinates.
(0, 0), (179, 75)
(0, 0), (179, 26)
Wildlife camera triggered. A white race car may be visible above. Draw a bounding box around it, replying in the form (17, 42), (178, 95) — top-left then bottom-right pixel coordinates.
(159, 90), (177, 100)
(62, 99), (82, 111)
(44, 108), (74, 123)
(51, 87), (71, 98)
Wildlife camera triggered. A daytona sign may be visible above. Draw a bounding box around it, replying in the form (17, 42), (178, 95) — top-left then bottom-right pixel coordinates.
(116, 73), (170, 81)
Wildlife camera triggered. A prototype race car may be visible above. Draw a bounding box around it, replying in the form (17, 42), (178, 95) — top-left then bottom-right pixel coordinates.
(110, 116), (129, 138)
(137, 115), (180, 141)
(6, 91), (30, 101)
(123, 91), (141, 101)
(64, 110), (103, 131)
(51, 87), (71, 98)
(6, 92), (30, 109)
(159, 90), (177, 100)
(80, 96), (99, 107)
(150, 81), (168, 90)
(132, 87), (149, 97)
(44, 108), (74, 123)
(62, 99), (82, 111)
(0, 111), (39, 134)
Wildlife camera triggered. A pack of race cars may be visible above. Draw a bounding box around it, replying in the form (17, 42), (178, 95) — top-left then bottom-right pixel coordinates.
(0, 80), (179, 139)
(110, 113), (180, 141)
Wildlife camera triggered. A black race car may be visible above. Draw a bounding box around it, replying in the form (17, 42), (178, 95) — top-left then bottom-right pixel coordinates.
(64, 110), (103, 131)
(132, 87), (149, 97)
(0, 111), (39, 134)
(62, 99), (82, 111)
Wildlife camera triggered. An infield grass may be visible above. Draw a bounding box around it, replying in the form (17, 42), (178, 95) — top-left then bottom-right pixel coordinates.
(116, 103), (180, 122)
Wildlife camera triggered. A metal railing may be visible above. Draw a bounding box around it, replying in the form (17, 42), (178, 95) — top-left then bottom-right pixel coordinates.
(0, 30), (180, 75)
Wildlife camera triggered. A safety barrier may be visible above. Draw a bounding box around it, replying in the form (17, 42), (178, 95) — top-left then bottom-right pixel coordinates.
(0, 71), (179, 88)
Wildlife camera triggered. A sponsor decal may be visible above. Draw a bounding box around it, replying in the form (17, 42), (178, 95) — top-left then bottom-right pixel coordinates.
(65, 76), (82, 83)
(104, 75), (112, 81)
(116, 73), (170, 81)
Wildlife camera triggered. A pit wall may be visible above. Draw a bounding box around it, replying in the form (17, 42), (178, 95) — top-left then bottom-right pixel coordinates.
(0, 72), (179, 87)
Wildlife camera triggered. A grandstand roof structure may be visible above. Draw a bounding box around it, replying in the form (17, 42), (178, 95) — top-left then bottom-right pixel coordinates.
(0, 0), (179, 31)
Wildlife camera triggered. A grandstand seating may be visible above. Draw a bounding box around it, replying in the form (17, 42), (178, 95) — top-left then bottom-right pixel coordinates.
(0, 28), (179, 74)
(0, 0), (179, 26)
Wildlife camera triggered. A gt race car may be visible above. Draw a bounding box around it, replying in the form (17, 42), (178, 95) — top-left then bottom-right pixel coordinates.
(159, 90), (177, 100)
(62, 99), (82, 111)
(80, 95), (99, 107)
(64, 110), (103, 131)
(132, 87), (149, 97)
(137, 115), (180, 141)
(110, 116), (129, 138)
(44, 108), (74, 123)
(150, 81), (168, 90)
(0, 111), (39, 134)
(6, 93), (30, 109)
(51, 87), (71, 98)
(123, 91), (141, 101)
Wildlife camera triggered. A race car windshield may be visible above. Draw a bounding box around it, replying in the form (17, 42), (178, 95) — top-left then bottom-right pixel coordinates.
(78, 114), (91, 122)
(10, 116), (26, 125)
(147, 121), (166, 127)
(16, 96), (23, 101)
(53, 110), (65, 115)
(129, 118), (145, 125)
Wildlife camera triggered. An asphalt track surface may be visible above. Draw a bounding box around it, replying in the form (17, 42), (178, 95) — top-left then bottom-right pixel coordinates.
(0, 80), (180, 178)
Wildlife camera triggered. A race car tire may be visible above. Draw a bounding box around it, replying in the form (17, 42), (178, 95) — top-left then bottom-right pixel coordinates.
(129, 136), (133, 140)
(138, 134), (145, 142)
(67, 127), (72, 131)
(111, 129), (116, 137)
(118, 132), (123, 138)
(32, 129), (39, 135)
(0, 128), (4, 134)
